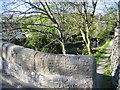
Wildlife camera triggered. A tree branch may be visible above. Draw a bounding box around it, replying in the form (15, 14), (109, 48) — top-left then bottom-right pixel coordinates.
(91, 0), (97, 23)
(24, 1), (45, 12)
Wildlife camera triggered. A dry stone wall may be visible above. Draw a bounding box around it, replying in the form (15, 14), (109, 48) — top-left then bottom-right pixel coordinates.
(111, 26), (120, 89)
(0, 40), (96, 88)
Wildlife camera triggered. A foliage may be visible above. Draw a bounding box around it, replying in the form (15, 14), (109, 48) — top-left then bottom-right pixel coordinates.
(25, 32), (62, 53)
(104, 56), (112, 76)
(19, 14), (63, 53)
(2, 0), (118, 55)
(97, 29), (111, 41)
(98, 6), (117, 40)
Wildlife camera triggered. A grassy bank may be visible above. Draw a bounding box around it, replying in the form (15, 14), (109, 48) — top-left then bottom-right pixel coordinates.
(94, 39), (112, 88)
(94, 39), (111, 65)
(102, 56), (112, 88)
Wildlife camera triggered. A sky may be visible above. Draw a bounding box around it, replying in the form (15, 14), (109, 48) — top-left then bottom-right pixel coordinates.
(0, 0), (3, 14)
(0, 0), (118, 15)
(96, 0), (118, 14)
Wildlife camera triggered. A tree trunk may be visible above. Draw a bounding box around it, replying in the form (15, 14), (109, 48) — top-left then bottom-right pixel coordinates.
(57, 39), (66, 55)
(86, 23), (92, 55)
(86, 40), (91, 55)
(60, 40), (66, 55)
(57, 27), (66, 55)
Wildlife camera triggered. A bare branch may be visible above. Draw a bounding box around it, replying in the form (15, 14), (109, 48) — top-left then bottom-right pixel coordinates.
(24, 1), (45, 12)
(45, 2), (58, 24)
(39, 2), (58, 25)
(91, 0), (97, 22)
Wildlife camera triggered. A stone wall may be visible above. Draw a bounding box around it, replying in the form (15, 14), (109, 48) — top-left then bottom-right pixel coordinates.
(0, 40), (96, 88)
(111, 26), (120, 89)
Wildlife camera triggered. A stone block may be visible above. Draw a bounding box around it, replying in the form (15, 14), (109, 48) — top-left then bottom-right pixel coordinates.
(35, 53), (96, 77)
(15, 48), (37, 71)
(2, 42), (11, 60)
(1, 41), (36, 71)
(1, 41), (96, 88)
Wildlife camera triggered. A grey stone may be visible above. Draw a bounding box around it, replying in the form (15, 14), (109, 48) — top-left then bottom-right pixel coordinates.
(15, 48), (36, 71)
(111, 29), (120, 89)
(1, 40), (96, 88)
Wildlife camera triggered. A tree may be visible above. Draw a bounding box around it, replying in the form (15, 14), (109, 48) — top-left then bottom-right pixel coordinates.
(3, 0), (67, 55)
(2, 1), (88, 55)
(24, 1), (67, 55)
(67, 0), (97, 55)
(2, 0), (117, 55)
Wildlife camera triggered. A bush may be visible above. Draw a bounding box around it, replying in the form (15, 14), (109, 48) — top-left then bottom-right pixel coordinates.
(25, 32), (62, 54)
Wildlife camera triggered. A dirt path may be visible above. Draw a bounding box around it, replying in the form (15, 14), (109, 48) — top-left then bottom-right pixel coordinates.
(95, 40), (113, 88)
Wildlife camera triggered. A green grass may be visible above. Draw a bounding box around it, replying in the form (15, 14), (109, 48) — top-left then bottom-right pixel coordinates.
(102, 56), (112, 88)
(94, 39), (111, 65)
(94, 38), (112, 88)
(104, 56), (112, 76)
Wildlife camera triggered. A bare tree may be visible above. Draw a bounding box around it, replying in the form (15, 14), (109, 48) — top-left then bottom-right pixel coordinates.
(73, 0), (97, 55)
(2, 0), (117, 55)
(3, 0), (66, 55)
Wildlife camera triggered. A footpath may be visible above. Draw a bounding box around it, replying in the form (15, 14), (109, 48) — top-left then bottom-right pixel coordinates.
(95, 40), (113, 88)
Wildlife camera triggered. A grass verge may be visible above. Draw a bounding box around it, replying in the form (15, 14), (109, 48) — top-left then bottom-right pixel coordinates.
(94, 39), (111, 66)
(94, 38), (112, 88)
(102, 56), (112, 88)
